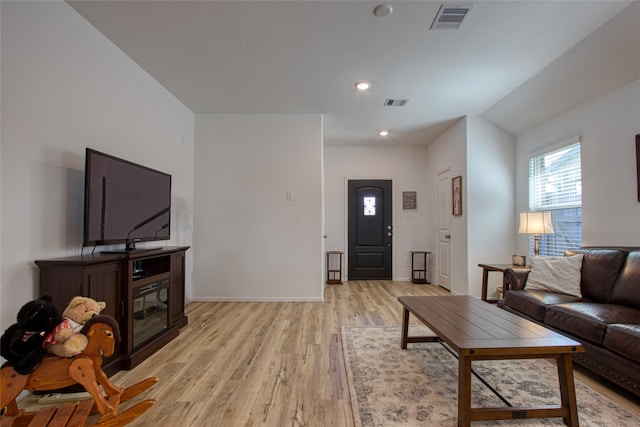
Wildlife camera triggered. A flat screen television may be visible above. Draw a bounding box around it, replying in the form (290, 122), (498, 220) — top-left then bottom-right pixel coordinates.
(83, 148), (171, 252)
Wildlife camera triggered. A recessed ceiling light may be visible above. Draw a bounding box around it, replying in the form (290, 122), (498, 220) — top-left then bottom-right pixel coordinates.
(355, 81), (371, 91)
(379, 130), (389, 137)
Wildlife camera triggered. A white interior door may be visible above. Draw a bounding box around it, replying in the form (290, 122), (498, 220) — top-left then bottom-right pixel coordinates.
(437, 168), (452, 290)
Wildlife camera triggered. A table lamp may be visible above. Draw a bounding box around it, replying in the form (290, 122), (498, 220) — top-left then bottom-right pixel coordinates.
(519, 211), (554, 256)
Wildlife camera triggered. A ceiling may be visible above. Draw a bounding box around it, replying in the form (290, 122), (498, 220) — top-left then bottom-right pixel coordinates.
(67, 1), (639, 146)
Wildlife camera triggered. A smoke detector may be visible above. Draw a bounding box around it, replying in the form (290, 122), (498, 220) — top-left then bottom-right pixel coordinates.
(430, 3), (474, 30)
(373, 4), (393, 18)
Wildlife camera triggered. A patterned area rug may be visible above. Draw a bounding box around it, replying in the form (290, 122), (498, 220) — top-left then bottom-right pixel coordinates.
(342, 325), (640, 426)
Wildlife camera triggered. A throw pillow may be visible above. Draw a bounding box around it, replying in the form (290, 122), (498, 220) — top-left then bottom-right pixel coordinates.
(524, 254), (584, 298)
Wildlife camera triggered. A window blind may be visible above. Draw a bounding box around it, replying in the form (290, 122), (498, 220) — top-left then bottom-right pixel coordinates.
(528, 141), (582, 256)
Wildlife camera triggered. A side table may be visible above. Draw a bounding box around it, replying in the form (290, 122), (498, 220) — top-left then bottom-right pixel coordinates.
(410, 251), (431, 284)
(478, 263), (530, 303)
(326, 251), (343, 284)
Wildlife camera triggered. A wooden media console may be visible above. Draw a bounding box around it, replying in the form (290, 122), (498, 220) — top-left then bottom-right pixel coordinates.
(36, 246), (189, 375)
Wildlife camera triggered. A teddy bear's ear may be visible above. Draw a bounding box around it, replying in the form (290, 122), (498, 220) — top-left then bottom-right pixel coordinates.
(40, 294), (53, 302)
(98, 301), (106, 310)
(68, 296), (85, 308)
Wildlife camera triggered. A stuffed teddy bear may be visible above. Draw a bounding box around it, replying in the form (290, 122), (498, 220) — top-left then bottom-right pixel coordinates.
(0, 295), (62, 375)
(44, 296), (106, 358)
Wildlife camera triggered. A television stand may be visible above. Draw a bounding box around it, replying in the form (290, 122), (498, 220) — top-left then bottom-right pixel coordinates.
(36, 246), (189, 375)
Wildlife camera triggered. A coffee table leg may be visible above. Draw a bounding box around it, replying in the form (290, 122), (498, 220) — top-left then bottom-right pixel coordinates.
(401, 307), (410, 349)
(557, 354), (580, 426)
(458, 354), (472, 427)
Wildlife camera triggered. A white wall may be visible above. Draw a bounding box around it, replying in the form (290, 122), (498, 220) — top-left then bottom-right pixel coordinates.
(193, 114), (324, 300)
(515, 79), (640, 255)
(424, 119), (467, 295)
(323, 146), (430, 281)
(0, 2), (195, 333)
(423, 117), (515, 297)
(466, 117), (516, 298)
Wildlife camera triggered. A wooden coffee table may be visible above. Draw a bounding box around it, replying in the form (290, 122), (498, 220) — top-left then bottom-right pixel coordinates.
(398, 295), (584, 427)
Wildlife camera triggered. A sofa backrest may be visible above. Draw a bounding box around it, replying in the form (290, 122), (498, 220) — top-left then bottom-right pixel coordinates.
(565, 248), (629, 303)
(610, 251), (640, 309)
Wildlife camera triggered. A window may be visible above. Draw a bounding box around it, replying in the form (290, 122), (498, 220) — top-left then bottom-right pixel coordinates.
(364, 197), (376, 216)
(528, 139), (582, 256)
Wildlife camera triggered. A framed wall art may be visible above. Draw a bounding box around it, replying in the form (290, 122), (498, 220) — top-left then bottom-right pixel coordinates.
(403, 191), (417, 209)
(512, 255), (526, 267)
(452, 175), (462, 216)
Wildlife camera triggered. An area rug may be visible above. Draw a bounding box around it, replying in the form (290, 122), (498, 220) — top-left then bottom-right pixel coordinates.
(341, 326), (640, 426)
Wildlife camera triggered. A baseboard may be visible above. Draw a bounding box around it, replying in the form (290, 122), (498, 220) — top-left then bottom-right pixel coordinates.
(190, 296), (325, 302)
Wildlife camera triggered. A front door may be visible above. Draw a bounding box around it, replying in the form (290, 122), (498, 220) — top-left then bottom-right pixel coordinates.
(348, 180), (392, 280)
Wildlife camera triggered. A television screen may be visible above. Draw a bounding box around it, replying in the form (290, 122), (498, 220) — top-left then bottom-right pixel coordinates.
(83, 148), (171, 250)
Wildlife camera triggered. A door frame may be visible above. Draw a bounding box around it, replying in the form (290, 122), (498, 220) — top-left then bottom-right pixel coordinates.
(343, 177), (395, 281)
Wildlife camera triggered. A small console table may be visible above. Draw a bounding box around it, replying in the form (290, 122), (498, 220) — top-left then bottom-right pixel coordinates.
(410, 251), (431, 284)
(326, 251), (343, 284)
(478, 263), (530, 303)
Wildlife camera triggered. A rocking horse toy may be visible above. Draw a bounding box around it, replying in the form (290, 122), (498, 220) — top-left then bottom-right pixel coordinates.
(1, 315), (158, 427)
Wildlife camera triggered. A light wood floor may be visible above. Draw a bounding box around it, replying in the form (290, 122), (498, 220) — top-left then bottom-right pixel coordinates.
(24, 281), (640, 425)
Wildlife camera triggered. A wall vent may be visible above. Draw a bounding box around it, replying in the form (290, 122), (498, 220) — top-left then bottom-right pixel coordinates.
(384, 99), (409, 107)
(430, 3), (474, 30)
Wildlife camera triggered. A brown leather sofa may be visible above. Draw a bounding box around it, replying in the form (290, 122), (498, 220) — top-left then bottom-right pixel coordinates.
(498, 247), (640, 397)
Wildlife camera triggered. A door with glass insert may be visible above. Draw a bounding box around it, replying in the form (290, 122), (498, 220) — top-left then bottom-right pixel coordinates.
(348, 180), (392, 279)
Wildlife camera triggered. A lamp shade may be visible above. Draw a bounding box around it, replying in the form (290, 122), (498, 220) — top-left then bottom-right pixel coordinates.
(518, 211), (554, 235)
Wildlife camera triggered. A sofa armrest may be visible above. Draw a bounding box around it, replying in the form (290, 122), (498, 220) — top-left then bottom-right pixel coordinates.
(503, 268), (530, 291)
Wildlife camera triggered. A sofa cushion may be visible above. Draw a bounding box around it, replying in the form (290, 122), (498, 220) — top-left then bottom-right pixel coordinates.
(524, 254), (583, 297)
(503, 290), (581, 322)
(604, 324), (640, 363)
(610, 251), (640, 309)
(565, 248), (628, 303)
(545, 303), (640, 344)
